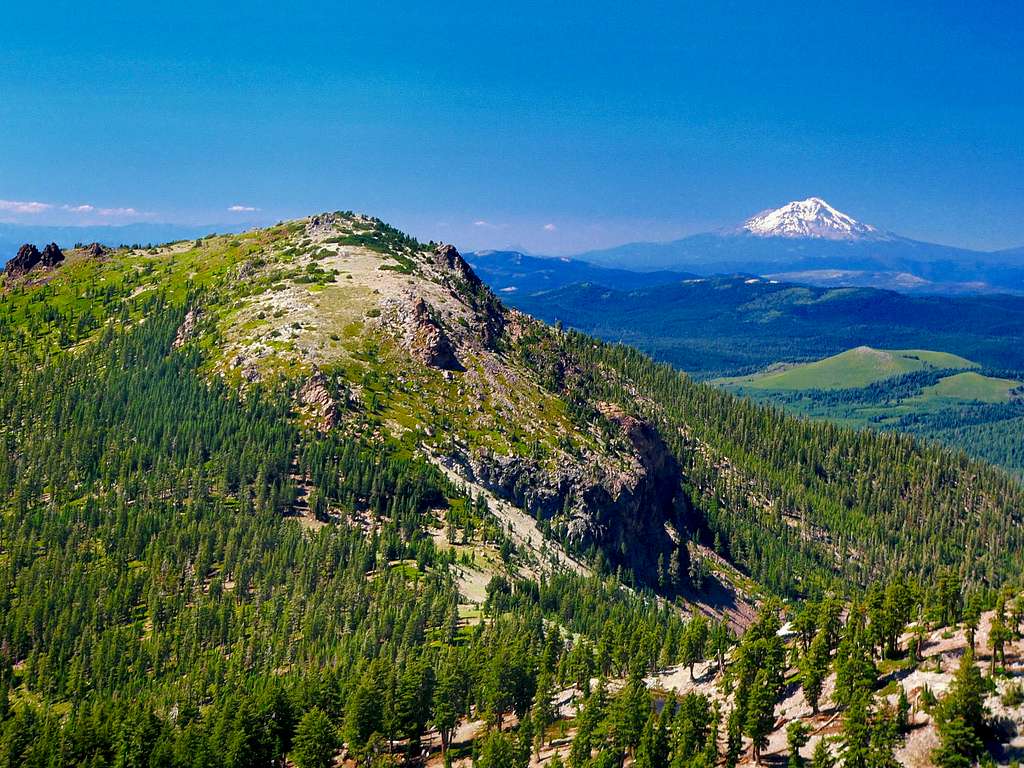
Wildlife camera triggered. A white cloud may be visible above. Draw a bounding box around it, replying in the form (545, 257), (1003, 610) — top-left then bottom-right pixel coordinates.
(0, 198), (152, 222)
(473, 219), (491, 227)
(228, 204), (259, 212)
(0, 199), (52, 214)
(63, 203), (144, 217)
(98, 207), (141, 217)
(543, 223), (557, 232)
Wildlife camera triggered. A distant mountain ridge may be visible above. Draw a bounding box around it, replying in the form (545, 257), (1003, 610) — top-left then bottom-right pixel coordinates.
(567, 198), (1024, 294)
(464, 249), (697, 294)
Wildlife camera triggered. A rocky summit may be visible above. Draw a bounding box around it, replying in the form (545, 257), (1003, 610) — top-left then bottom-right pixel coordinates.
(3, 241), (63, 280)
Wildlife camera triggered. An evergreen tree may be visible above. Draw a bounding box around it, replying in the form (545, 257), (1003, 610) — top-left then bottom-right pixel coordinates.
(962, 596), (981, 652)
(292, 708), (338, 768)
(839, 692), (872, 768)
(743, 668), (776, 765)
(801, 630), (830, 714)
(786, 721), (810, 768)
(476, 730), (524, 768)
(532, 668), (557, 754)
(635, 712), (669, 768)
(682, 615), (709, 681)
(933, 650), (987, 767)
(433, 655), (464, 755)
(810, 737), (834, 768)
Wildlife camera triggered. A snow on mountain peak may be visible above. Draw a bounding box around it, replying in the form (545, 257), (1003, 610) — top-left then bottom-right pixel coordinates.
(743, 197), (882, 240)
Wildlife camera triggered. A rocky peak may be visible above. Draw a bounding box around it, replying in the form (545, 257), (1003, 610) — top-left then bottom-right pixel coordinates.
(40, 243), (64, 268)
(408, 297), (464, 371)
(306, 212), (344, 237)
(3, 243), (64, 281)
(5, 244), (42, 279)
(82, 242), (110, 258)
(432, 244), (482, 289)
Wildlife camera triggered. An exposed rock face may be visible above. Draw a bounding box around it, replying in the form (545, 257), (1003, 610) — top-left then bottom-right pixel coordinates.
(40, 243), (64, 268)
(299, 370), (338, 433)
(408, 298), (464, 371)
(4, 244), (42, 279)
(83, 242), (109, 258)
(430, 244), (505, 349)
(442, 403), (689, 587)
(4, 243), (64, 280)
(306, 212), (343, 237)
(172, 308), (201, 349)
(433, 244), (482, 289)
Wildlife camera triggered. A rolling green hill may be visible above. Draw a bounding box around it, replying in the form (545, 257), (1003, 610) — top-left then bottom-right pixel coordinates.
(719, 346), (1024, 473)
(920, 370), (1022, 403)
(720, 346), (978, 391)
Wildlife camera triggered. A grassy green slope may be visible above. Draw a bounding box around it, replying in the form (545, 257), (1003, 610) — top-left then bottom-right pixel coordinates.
(919, 371), (1021, 403)
(725, 346), (978, 390)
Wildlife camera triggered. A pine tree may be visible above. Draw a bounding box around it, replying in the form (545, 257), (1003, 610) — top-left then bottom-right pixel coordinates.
(531, 668), (557, 754)
(433, 656), (463, 755)
(895, 688), (911, 734)
(839, 691), (872, 768)
(568, 682), (605, 768)
(292, 708), (338, 768)
(476, 730), (524, 768)
(786, 721), (810, 768)
(743, 668), (776, 765)
(933, 650), (987, 767)
(810, 738), (834, 768)
(610, 671), (649, 758)
(867, 704), (900, 768)
(635, 712), (669, 768)
(932, 717), (980, 768)
(989, 612), (1011, 675)
(801, 630), (829, 714)
(682, 615), (709, 681)
(962, 596), (981, 652)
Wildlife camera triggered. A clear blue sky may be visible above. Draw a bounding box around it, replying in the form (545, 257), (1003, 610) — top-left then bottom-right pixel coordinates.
(1, 1), (1021, 253)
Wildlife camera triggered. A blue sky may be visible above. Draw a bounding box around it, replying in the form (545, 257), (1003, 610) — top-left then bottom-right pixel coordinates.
(1, 1), (1021, 254)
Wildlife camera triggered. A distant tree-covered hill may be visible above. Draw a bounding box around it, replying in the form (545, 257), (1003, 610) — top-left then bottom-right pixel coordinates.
(508, 276), (1024, 378)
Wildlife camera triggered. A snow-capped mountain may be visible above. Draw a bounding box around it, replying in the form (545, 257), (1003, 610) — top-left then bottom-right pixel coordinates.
(742, 197), (886, 240)
(566, 198), (1024, 293)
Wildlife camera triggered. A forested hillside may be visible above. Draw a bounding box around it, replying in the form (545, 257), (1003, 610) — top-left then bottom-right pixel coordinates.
(508, 277), (1024, 378)
(1, 214), (1023, 766)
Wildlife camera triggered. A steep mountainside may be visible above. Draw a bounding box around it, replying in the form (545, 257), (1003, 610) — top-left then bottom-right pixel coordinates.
(3, 212), (1024, 765)
(4, 212), (1024, 591)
